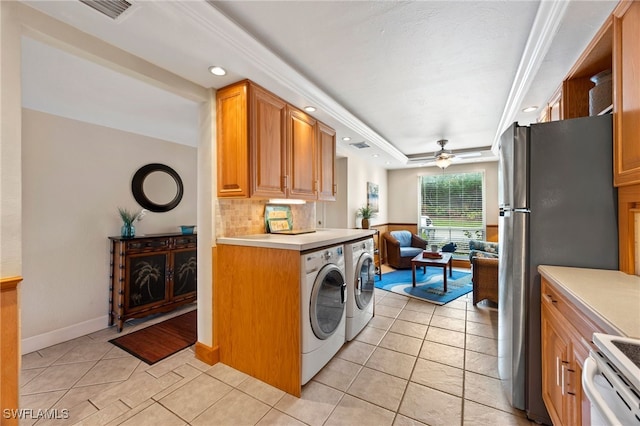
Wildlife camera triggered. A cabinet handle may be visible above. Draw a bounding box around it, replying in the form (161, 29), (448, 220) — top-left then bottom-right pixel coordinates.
(282, 175), (289, 189)
(561, 363), (566, 395)
(546, 293), (557, 303)
(333, 184), (337, 194)
(566, 368), (576, 396)
(556, 356), (560, 386)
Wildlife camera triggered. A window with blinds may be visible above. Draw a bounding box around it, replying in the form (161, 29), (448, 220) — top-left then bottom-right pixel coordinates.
(419, 171), (485, 258)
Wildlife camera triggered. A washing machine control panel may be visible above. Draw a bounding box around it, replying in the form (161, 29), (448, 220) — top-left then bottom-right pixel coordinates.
(304, 245), (344, 273)
(323, 246), (342, 260)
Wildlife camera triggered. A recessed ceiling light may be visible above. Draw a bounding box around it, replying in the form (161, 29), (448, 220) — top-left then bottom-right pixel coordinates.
(385, 161), (391, 165)
(304, 106), (316, 112)
(208, 66), (226, 76)
(372, 154), (379, 158)
(342, 137), (351, 141)
(522, 106), (538, 113)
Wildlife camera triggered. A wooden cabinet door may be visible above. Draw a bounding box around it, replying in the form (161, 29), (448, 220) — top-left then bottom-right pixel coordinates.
(316, 122), (336, 201)
(568, 342), (590, 426)
(125, 251), (169, 312)
(171, 248), (197, 298)
(286, 106), (317, 200)
(613, 1), (640, 186)
(250, 85), (287, 198)
(541, 301), (571, 426)
(217, 82), (249, 197)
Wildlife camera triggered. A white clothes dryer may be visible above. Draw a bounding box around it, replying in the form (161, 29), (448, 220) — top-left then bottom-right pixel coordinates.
(300, 244), (347, 385)
(344, 238), (375, 341)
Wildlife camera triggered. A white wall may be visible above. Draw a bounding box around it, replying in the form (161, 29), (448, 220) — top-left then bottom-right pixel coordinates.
(21, 109), (197, 352)
(0, 2), (213, 357)
(1, 2), (23, 278)
(388, 161), (500, 225)
(345, 154), (388, 228)
(323, 157), (348, 228)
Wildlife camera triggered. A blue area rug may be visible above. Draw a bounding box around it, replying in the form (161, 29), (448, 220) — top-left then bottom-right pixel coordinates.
(375, 268), (472, 305)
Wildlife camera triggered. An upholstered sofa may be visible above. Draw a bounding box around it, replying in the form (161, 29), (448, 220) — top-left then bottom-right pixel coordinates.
(383, 230), (427, 269)
(469, 240), (499, 305)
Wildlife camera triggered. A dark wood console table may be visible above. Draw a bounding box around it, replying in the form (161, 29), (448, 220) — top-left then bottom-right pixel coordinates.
(109, 233), (197, 332)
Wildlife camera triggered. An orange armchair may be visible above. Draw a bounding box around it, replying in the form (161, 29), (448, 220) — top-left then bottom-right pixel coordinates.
(469, 240), (499, 305)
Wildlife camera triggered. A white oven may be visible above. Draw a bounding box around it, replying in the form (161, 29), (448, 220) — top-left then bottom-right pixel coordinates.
(582, 333), (640, 425)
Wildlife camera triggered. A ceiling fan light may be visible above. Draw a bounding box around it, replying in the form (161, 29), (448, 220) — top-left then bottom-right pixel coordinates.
(435, 157), (451, 169)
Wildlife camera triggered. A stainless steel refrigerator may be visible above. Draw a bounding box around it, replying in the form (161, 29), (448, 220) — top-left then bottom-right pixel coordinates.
(497, 114), (618, 424)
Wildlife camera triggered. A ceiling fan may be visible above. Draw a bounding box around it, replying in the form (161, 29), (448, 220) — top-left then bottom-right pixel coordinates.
(433, 139), (455, 169)
(406, 139), (492, 168)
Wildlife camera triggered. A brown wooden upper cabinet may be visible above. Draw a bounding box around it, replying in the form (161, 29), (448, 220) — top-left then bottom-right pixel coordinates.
(317, 122), (337, 201)
(538, 16), (613, 123)
(216, 80), (336, 201)
(613, 1), (640, 187)
(538, 1), (639, 188)
(286, 106), (317, 200)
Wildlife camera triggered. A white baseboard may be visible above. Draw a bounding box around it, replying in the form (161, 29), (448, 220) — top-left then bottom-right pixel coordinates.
(21, 315), (109, 355)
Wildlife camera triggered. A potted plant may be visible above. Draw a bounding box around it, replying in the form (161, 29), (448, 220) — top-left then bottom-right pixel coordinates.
(118, 207), (147, 238)
(356, 205), (376, 229)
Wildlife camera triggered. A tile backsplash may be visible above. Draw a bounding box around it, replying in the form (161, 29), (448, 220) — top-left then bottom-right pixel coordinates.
(216, 199), (315, 238)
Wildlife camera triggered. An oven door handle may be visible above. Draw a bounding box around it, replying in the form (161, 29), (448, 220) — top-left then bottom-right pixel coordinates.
(582, 356), (623, 426)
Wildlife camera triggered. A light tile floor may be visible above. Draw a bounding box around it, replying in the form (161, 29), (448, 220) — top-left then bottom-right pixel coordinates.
(20, 273), (534, 425)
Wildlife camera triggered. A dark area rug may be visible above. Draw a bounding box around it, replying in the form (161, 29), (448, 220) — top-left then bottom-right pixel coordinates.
(109, 310), (197, 365)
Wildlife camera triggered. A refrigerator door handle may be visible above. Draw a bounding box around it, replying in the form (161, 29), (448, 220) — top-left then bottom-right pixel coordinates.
(513, 208), (531, 213)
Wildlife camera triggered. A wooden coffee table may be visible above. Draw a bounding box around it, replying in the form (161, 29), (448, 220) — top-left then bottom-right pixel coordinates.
(411, 252), (453, 291)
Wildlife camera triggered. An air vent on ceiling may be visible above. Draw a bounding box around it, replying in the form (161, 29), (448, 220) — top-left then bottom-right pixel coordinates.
(79, 0), (132, 20)
(349, 142), (370, 149)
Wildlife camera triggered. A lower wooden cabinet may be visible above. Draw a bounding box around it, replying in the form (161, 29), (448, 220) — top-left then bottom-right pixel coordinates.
(214, 244), (302, 396)
(540, 277), (605, 426)
(541, 301), (572, 424)
(109, 233), (197, 332)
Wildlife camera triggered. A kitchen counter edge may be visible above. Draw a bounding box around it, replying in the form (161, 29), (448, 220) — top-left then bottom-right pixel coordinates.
(538, 265), (640, 338)
(216, 229), (377, 251)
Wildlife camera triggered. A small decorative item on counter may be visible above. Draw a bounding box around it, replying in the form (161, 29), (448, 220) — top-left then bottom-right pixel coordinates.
(356, 205), (377, 229)
(118, 207), (147, 238)
(180, 225), (196, 235)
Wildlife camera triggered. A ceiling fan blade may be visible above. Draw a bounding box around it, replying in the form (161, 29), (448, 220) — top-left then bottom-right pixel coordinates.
(406, 145), (493, 163)
(456, 151), (483, 158)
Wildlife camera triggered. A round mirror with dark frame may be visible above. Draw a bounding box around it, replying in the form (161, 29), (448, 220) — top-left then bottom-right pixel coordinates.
(131, 163), (184, 212)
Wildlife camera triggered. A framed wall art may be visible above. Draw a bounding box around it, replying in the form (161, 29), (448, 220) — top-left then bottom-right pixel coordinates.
(367, 182), (379, 213)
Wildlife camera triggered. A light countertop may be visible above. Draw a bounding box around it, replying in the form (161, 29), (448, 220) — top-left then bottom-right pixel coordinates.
(216, 228), (376, 251)
(538, 265), (640, 338)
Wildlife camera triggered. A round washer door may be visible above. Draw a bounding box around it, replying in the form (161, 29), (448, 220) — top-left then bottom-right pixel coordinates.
(310, 264), (346, 340)
(355, 253), (375, 310)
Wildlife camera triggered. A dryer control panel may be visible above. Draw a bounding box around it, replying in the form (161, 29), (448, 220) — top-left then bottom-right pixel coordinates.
(303, 245), (344, 274)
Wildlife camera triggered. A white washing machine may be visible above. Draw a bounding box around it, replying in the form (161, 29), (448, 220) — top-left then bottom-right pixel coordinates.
(301, 244), (346, 385)
(344, 238), (375, 341)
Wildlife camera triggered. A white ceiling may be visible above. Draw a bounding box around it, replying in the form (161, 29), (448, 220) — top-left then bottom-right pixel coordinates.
(20, 0), (617, 169)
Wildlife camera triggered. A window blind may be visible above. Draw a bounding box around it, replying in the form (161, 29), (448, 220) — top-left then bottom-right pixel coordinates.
(419, 171), (485, 257)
